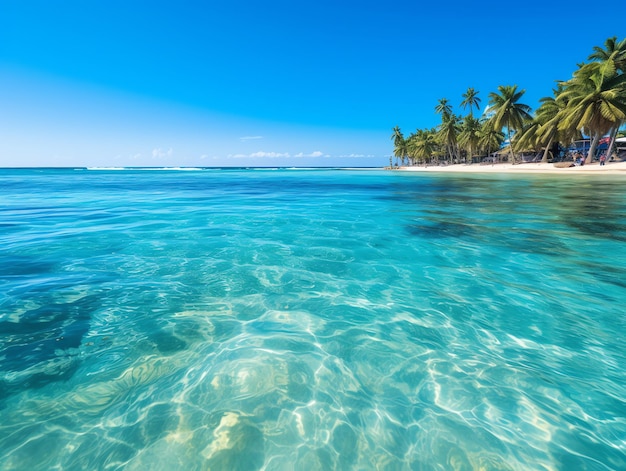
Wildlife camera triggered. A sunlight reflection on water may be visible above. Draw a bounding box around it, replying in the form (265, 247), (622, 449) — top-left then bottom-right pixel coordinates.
(1, 169), (626, 470)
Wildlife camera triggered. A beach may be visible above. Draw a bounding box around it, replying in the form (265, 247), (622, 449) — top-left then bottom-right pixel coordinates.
(395, 160), (626, 174)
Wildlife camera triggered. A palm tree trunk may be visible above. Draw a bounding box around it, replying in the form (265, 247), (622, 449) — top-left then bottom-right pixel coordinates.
(541, 137), (553, 163)
(507, 127), (515, 164)
(586, 134), (601, 164)
(605, 124), (621, 161)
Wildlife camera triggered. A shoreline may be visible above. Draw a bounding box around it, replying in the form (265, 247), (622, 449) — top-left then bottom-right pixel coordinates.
(392, 161), (626, 175)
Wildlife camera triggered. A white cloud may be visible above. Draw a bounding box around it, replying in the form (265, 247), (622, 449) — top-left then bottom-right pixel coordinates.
(249, 151), (290, 158)
(152, 147), (173, 158)
(225, 150), (329, 160)
(294, 151), (327, 158)
(239, 136), (264, 141)
(339, 153), (374, 158)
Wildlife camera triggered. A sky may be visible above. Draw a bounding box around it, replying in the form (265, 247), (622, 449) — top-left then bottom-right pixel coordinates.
(1, 0), (625, 168)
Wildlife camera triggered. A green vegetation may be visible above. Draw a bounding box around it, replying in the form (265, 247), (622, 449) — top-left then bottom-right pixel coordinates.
(391, 37), (626, 167)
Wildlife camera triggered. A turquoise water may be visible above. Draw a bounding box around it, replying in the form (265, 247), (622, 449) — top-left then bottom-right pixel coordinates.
(1, 168), (625, 470)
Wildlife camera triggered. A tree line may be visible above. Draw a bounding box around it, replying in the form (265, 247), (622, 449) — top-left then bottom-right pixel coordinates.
(391, 37), (626, 167)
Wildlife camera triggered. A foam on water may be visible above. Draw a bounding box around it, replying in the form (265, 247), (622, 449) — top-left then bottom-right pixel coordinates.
(1, 168), (626, 470)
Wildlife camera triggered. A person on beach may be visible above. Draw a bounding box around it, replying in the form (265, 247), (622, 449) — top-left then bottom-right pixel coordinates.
(600, 154), (606, 166)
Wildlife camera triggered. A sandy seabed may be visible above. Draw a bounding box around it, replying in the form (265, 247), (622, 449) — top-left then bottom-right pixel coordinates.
(395, 161), (626, 175)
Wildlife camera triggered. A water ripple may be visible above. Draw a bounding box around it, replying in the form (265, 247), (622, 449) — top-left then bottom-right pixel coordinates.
(1, 169), (626, 470)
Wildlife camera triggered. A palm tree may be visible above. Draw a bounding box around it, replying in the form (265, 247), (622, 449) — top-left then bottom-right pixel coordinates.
(390, 126), (407, 166)
(435, 98), (452, 120)
(514, 120), (541, 155)
(588, 36), (626, 159)
(589, 36), (626, 72)
(516, 83), (584, 163)
(407, 129), (437, 165)
(478, 120), (505, 162)
(516, 85), (572, 163)
(405, 132), (418, 166)
(461, 88), (481, 118)
(558, 61), (626, 163)
(458, 116), (482, 163)
(437, 113), (461, 163)
(488, 85), (533, 163)
(534, 95), (562, 162)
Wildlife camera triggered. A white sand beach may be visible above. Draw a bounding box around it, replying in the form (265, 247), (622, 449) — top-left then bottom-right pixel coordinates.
(395, 161), (626, 175)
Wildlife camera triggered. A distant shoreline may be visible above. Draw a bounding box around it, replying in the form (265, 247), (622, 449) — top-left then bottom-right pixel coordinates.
(0, 166), (383, 171)
(2, 164), (626, 174)
(390, 161), (626, 175)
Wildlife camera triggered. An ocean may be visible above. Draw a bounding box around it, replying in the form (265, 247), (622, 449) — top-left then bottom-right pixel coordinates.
(1, 168), (625, 470)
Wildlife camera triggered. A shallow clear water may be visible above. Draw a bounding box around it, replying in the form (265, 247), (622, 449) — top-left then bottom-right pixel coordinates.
(1, 168), (625, 470)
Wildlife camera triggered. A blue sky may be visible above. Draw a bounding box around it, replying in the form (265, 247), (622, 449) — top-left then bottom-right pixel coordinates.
(1, 0), (625, 167)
